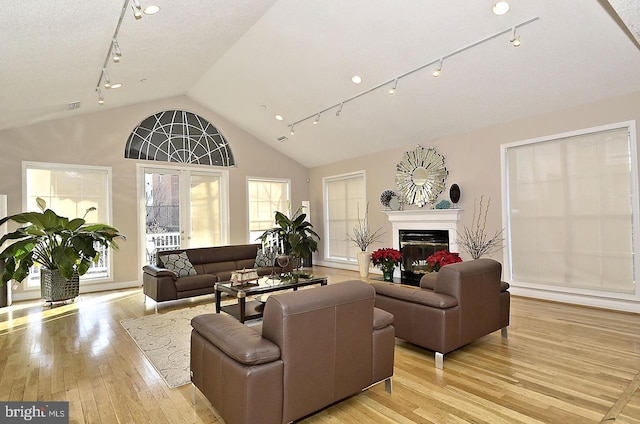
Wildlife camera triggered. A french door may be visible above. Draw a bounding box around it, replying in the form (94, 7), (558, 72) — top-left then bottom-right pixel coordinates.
(139, 165), (229, 265)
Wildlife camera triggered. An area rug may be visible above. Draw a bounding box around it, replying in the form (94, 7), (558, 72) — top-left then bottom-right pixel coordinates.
(120, 303), (262, 388)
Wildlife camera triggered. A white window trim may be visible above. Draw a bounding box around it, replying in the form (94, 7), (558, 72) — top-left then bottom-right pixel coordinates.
(500, 120), (640, 312)
(136, 163), (230, 274)
(322, 170), (367, 265)
(22, 161), (115, 288)
(246, 176), (291, 244)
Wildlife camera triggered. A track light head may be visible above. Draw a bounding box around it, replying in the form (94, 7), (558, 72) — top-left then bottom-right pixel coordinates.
(336, 103), (344, 117)
(388, 78), (398, 95)
(102, 68), (111, 88)
(111, 39), (122, 63)
(510, 27), (521, 47)
(131, 0), (143, 19)
(290, 125), (295, 135)
(313, 113), (320, 124)
(96, 87), (104, 105)
(432, 58), (443, 78)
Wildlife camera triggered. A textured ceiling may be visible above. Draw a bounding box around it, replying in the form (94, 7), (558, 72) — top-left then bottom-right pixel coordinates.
(1, 0), (639, 167)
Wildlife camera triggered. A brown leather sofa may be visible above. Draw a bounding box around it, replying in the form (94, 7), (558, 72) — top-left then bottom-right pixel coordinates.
(190, 280), (395, 424)
(372, 258), (510, 369)
(142, 244), (291, 309)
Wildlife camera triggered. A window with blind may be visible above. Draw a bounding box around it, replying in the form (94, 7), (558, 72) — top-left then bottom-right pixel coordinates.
(323, 171), (366, 262)
(24, 162), (113, 287)
(247, 178), (290, 243)
(503, 122), (638, 296)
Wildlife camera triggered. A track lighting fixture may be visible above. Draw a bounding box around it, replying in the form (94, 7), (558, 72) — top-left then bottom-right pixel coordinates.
(131, 0), (143, 19)
(510, 27), (521, 47)
(102, 68), (111, 88)
(290, 125), (295, 135)
(388, 78), (398, 95)
(96, 88), (104, 105)
(281, 17), (538, 139)
(432, 58), (443, 78)
(111, 38), (122, 63)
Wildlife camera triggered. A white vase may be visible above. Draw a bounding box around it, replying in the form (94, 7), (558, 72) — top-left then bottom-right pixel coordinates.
(357, 251), (371, 278)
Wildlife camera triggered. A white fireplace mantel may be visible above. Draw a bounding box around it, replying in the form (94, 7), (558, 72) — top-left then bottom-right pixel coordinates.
(383, 209), (463, 278)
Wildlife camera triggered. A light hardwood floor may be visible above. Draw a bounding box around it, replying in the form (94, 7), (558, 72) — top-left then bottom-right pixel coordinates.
(0, 266), (639, 423)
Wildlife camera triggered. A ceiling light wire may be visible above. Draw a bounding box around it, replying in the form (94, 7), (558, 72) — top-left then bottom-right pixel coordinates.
(285, 16), (539, 130)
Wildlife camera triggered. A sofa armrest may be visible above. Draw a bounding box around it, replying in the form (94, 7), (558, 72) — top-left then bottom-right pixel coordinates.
(191, 314), (281, 365)
(142, 264), (177, 279)
(373, 307), (394, 330)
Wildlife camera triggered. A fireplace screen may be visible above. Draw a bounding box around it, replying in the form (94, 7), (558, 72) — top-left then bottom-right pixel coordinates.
(399, 230), (449, 284)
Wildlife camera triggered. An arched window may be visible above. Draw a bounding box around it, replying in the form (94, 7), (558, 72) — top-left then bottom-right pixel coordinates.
(124, 110), (235, 167)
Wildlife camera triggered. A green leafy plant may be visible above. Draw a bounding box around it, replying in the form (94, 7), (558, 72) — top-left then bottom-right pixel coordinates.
(0, 198), (125, 285)
(258, 206), (320, 267)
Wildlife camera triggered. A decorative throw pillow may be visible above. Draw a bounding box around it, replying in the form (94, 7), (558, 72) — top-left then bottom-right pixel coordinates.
(160, 252), (197, 277)
(254, 248), (273, 268)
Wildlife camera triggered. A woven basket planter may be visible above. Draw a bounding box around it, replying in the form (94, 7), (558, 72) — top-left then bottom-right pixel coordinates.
(41, 268), (79, 302)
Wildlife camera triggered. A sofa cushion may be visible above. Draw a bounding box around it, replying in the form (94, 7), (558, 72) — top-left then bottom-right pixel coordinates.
(191, 314), (281, 365)
(174, 274), (217, 292)
(160, 252), (197, 277)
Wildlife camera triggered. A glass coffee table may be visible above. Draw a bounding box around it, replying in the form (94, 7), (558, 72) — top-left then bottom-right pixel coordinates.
(215, 274), (328, 323)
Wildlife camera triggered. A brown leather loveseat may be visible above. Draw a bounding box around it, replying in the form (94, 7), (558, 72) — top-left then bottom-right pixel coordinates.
(142, 244), (291, 309)
(190, 280), (395, 424)
(372, 258), (510, 369)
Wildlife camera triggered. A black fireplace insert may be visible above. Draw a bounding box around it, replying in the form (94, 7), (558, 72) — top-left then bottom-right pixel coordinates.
(399, 229), (449, 285)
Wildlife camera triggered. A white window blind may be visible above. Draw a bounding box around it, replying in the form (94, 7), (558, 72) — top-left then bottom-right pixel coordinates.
(505, 125), (635, 294)
(324, 172), (365, 262)
(24, 162), (112, 286)
(247, 178), (290, 243)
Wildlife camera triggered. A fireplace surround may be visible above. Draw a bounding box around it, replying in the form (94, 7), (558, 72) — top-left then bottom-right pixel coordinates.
(383, 209), (462, 284)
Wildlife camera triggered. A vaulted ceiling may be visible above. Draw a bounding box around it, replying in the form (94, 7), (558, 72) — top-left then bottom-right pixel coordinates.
(2, 0), (639, 167)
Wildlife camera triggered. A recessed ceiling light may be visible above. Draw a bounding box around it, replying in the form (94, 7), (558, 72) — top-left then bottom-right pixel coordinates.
(275, 115), (283, 121)
(143, 5), (160, 15)
(492, 1), (510, 15)
(351, 75), (362, 84)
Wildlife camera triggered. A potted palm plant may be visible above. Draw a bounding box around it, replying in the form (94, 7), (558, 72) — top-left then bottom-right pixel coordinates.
(0, 198), (124, 302)
(258, 205), (319, 272)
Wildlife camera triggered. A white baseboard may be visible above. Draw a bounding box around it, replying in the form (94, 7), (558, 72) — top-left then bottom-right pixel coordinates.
(9, 280), (141, 302)
(509, 286), (640, 313)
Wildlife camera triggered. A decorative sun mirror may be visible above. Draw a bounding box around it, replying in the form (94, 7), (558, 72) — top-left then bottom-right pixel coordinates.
(396, 145), (448, 207)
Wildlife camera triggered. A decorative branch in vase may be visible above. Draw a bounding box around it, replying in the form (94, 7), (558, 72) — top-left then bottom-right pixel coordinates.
(348, 203), (384, 277)
(456, 196), (504, 260)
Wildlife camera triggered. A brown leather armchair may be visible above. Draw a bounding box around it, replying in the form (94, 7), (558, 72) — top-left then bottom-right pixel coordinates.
(372, 258), (510, 369)
(190, 280), (395, 424)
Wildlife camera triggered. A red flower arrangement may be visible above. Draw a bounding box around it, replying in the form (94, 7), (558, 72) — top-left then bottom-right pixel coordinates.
(371, 248), (402, 272)
(426, 250), (462, 272)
